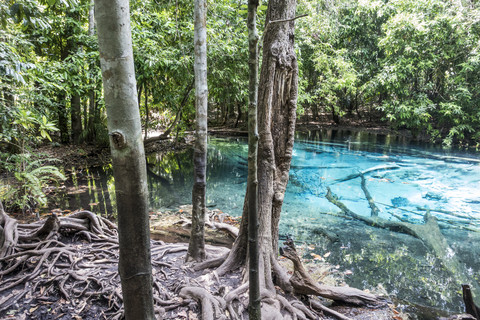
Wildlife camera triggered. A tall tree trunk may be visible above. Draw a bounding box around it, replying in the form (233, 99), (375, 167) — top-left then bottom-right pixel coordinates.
(86, 0), (97, 143)
(216, 0), (299, 295)
(160, 79), (194, 139)
(144, 86), (149, 141)
(94, 1), (154, 319)
(247, 0), (260, 318)
(71, 95), (82, 144)
(234, 102), (242, 128)
(57, 94), (69, 144)
(254, 0), (299, 289)
(186, 0), (208, 262)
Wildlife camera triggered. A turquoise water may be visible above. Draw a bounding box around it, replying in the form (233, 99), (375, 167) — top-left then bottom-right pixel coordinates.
(58, 129), (480, 315)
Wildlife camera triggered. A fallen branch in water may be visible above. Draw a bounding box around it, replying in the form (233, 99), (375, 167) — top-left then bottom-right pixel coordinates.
(326, 174), (480, 304)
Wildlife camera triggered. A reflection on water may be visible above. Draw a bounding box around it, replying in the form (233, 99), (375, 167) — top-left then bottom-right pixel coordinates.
(52, 129), (480, 314)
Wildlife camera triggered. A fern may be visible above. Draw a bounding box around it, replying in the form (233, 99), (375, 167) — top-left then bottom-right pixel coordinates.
(0, 156), (66, 214)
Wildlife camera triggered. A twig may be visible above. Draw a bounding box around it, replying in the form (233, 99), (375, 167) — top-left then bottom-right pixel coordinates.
(268, 13), (308, 25)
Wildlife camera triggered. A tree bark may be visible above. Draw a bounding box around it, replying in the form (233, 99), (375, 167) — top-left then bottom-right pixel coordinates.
(247, 0), (260, 318)
(216, 0), (299, 291)
(70, 94), (82, 144)
(257, 0), (298, 282)
(144, 86), (149, 141)
(187, 0), (208, 262)
(86, 0), (97, 143)
(94, 0), (155, 319)
(57, 94), (69, 144)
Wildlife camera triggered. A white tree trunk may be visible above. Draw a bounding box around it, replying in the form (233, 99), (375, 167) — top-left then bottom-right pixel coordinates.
(187, 0), (208, 262)
(94, 0), (154, 318)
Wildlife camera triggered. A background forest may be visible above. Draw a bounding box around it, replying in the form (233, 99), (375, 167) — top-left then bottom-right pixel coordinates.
(1, 0), (479, 211)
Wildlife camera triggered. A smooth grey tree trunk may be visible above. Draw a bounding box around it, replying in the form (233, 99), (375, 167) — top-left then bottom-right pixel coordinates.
(94, 0), (155, 319)
(187, 0), (208, 262)
(247, 0), (261, 319)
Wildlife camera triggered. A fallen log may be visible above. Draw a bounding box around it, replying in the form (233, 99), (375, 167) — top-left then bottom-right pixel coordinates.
(326, 177), (480, 305)
(333, 164), (400, 183)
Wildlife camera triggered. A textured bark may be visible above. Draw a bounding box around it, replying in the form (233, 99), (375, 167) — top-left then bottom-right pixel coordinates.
(144, 86), (149, 141)
(187, 0), (208, 262)
(215, 0), (298, 293)
(70, 95), (82, 144)
(247, 0), (261, 319)
(257, 0), (298, 289)
(86, 0), (97, 143)
(94, 0), (154, 319)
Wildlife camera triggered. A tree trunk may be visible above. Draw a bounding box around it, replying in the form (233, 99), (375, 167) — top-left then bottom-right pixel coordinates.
(216, 0), (299, 295)
(144, 86), (149, 141)
(162, 79), (193, 138)
(70, 95), (82, 144)
(186, 0), (208, 262)
(94, 0), (155, 319)
(57, 94), (70, 144)
(247, 0), (260, 318)
(86, 0), (97, 143)
(234, 102), (242, 128)
(257, 0), (298, 265)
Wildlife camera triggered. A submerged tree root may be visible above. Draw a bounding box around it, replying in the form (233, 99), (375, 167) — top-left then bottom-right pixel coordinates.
(280, 238), (385, 307)
(326, 174), (480, 299)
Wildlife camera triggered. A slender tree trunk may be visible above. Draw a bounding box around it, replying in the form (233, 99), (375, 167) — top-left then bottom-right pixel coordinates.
(186, 0), (208, 262)
(94, 1), (154, 319)
(71, 95), (82, 144)
(234, 102), (242, 128)
(57, 94), (69, 144)
(247, 0), (260, 318)
(87, 0), (97, 143)
(144, 86), (149, 141)
(161, 79), (194, 138)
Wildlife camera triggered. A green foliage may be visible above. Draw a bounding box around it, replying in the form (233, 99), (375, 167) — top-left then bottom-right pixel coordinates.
(368, 0), (480, 143)
(297, 0), (480, 144)
(2, 0), (479, 149)
(0, 154), (66, 213)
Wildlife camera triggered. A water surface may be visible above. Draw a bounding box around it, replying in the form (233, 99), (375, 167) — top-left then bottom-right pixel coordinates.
(53, 129), (480, 315)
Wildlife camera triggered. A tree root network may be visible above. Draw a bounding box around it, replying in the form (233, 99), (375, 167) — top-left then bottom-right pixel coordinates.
(0, 201), (443, 320)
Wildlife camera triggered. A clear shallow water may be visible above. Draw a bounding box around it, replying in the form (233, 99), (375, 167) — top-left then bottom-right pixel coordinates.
(54, 129), (480, 315)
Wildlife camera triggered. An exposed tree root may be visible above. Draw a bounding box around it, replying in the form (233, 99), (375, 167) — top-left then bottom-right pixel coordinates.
(179, 286), (227, 320)
(0, 205), (195, 319)
(1, 202), (400, 319)
(280, 238), (386, 307)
